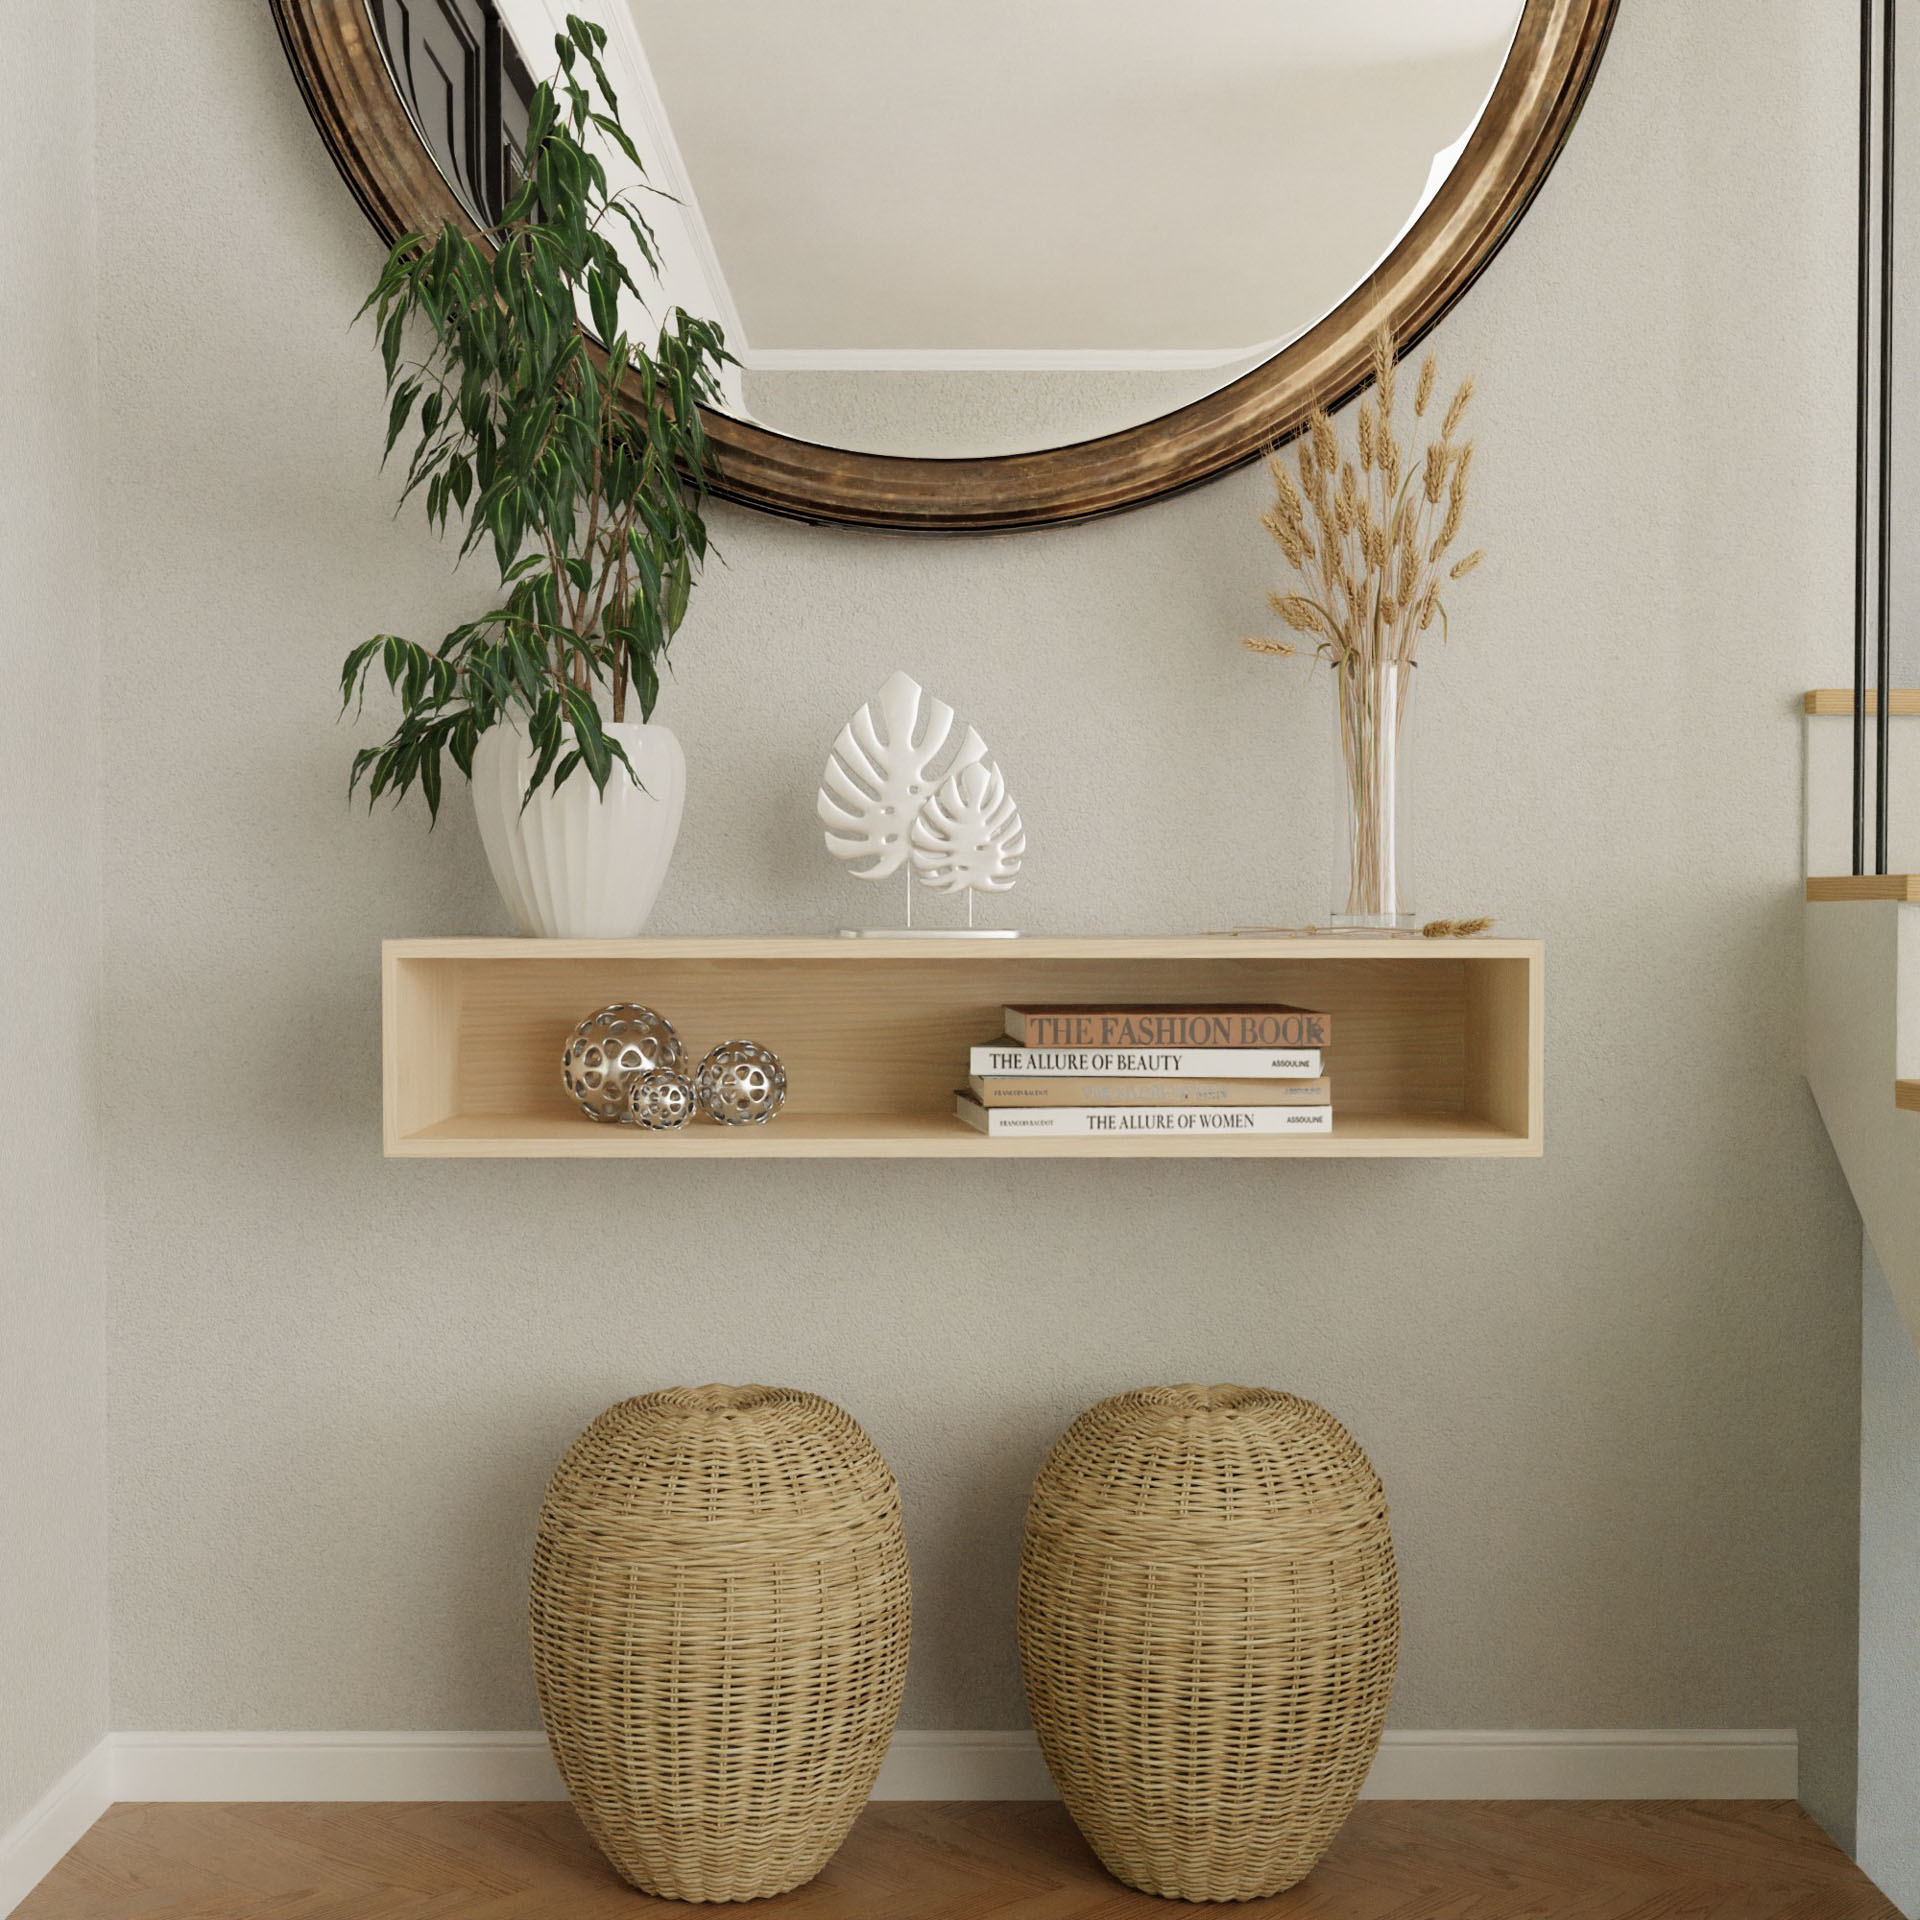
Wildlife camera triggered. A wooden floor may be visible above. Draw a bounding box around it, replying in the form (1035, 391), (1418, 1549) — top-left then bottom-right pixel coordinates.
(18, 1799), (1898, 1920)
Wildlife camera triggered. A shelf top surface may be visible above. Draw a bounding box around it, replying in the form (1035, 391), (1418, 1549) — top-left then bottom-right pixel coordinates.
(385, 933), (1543, 963)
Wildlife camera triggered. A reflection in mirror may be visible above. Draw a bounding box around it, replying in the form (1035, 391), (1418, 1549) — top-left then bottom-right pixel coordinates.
(378, 0), (1526, 460)
(367, 0), (533, 226)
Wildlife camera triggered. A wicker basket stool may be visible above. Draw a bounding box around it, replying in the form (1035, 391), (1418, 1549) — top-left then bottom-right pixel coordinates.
(1018, 1384), (1397, 1901)
(529, 1386), (911, 1902)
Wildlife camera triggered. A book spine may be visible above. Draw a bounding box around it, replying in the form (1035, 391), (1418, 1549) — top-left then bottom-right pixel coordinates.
(957, 1096), (1332, 1137)
(969, 1046), (1322, 1078)
(1006, 1008), (1332, 1049)
(971, 1076), (1332, 1108)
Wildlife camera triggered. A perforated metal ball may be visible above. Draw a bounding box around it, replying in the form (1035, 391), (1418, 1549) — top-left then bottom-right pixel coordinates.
(561, 1004), (684, 1123)
(695, 1041), (787, 1126)
(630, 1068), (696, 1131)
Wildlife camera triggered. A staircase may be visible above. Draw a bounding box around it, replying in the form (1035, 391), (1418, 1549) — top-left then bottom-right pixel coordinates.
(1803, 691), (1920, 1328)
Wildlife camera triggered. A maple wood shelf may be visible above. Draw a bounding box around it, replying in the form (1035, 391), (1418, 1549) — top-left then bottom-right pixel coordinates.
(1806, 875), (1920, 902)
(383, 935), (1544, 1159)
(1803, 687), (1920, 715)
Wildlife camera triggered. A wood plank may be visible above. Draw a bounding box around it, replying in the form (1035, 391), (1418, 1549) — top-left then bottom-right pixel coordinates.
(1803, 688), (1920, 715)
(397, 1107), (1537, 1159)
(1463, 953), (1542, 1142)
(1806, 876), (1920, 902)
(15, 1799), (1899, 1919)
(1897, 1080), (1919, 1113)
(384, 941), (461, 1146)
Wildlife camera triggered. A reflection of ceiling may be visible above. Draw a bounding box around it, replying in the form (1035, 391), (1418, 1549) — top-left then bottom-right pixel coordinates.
(618, 0), (1522, 362)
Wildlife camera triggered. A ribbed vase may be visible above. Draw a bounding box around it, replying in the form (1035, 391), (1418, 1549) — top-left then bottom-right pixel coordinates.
(1018, 1384), (1398, 1901)
(529, 1386), (911, 1902)
(470, 719), (684, 938)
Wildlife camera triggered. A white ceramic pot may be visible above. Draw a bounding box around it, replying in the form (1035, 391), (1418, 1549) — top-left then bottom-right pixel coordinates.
(470, 719), (685, 938)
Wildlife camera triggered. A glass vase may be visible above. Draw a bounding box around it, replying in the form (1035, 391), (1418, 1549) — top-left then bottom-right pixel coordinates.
(1332, 656), (1414, 931)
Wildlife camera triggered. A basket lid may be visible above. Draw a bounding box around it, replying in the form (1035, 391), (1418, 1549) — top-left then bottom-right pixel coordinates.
(540, 1385), (900, 1534)
(1026, 1384), (1384, 1532)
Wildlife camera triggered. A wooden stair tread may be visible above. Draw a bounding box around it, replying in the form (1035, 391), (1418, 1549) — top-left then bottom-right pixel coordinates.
(1804, 688), (1920, 714)
(1897, 1080), (1919, 1113)
(1806, 876), (1920, 902)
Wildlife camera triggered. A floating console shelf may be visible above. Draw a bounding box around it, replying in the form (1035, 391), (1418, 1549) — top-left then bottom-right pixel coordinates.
(383, 936), (1544, 1160)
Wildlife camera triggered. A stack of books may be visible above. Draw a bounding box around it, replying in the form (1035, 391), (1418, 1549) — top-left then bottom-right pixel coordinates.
(954, 1004), (1332, 1137)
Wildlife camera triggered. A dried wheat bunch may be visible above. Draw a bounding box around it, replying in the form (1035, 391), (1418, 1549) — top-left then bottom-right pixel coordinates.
(1243, 325), (1482, 677)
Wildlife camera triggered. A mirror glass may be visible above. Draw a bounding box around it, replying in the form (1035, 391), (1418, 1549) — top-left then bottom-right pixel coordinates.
(372, 0), (1526, 460)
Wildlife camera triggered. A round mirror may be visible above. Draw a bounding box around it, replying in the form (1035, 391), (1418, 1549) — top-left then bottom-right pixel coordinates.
(274, 0), (1616, 528)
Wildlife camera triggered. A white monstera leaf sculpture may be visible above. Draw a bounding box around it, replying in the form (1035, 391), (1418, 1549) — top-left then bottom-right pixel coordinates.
(911, 760), (1026, 894)
(818, 670), (985, 880)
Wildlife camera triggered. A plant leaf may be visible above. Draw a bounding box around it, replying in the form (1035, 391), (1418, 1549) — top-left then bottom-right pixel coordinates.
(341, 18), (721, 827)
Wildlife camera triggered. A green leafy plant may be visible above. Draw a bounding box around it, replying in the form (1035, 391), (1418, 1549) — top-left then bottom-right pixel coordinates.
(341, 14), (730, 820)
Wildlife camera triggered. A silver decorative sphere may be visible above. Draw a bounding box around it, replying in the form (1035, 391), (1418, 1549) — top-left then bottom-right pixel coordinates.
(630, 1068), (696, 1131)
(695, 1040), (787, 1126)
(561, 1004), (684, 1123)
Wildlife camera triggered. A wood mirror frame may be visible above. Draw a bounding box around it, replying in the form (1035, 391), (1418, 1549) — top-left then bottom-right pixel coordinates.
(272, 0), (1618, 533)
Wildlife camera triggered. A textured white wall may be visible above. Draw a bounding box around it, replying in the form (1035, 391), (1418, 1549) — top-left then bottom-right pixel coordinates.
(0, 0), (108, 1838)
(1859, 1238), (1920, 1913)
(95, 0), (1867, 1842)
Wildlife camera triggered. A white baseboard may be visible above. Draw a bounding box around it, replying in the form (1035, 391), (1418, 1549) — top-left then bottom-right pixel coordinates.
(111, 1731), (567, 1803)
(99, 1725), (1798, 1805)
(874, 1731), (1057, 1799)
(0, 1738), (113, 1920)
(1360, 1728), (1797, 1800)
(0, 1725), (1801, 1915)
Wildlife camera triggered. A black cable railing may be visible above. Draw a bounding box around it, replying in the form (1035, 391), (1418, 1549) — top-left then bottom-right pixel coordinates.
(1858, 0), (1898, 875)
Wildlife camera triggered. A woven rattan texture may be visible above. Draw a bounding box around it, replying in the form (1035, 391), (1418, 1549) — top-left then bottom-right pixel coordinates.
(529, 1386), (912, 1902)
(1018, 1384), (1398, 1902)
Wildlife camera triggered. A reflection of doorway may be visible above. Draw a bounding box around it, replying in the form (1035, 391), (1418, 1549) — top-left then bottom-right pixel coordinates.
(366, 0), (531, 226)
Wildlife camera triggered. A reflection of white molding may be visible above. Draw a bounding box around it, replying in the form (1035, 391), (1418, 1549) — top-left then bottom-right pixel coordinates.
(586, 2), (746, 351)
(742, 346), (1277, 375)
(494, 6), (1534, 387)
(1403, 131), (1470, 244)
(1334, 9), (1521, 347)
(497, 6), (1531, 390)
